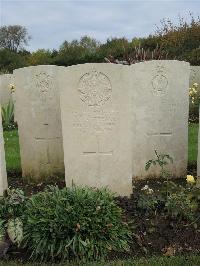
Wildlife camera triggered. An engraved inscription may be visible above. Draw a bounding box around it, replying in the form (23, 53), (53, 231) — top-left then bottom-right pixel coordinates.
(32, 71), (59, 138)
(78, 70), (112, 106)
(152, 64), (168, 95)
(72, 109), (118, 133)
(146, 102), (176, 136)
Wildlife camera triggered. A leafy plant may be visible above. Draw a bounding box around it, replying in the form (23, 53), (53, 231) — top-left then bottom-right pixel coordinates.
(145, 150), (173, 199)
(165, 190), (198, 222)
(23, 186), (131, 262)
(0, 188), (26, 256)
(137, 189), (159, 215)
(1, 101), (16, 131)
(0, 188), (26, 222)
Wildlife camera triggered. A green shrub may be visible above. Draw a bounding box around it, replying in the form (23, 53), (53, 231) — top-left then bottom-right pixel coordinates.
(23, 186), (131, 262)
(0, 188), (26, 248)
(1, 100), (16, 131)
(0, 188), (26, 219)
(165, 191), (198, 221)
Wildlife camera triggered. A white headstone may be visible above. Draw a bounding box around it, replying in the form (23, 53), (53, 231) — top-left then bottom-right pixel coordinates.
(0, 74), (13, 106)
(14, 66), (64, 180)
(197, 105), (200, 184)
(59, 63), (132, 196)
(0, 106), (8, 196)
(190, 66), (200, 87)
(131, 60), (190, 178)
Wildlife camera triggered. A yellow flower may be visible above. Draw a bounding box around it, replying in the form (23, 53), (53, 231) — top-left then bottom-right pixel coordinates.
(9, 84), (15, 93)
(186, 175), (195, 184)
(193, 83), (198, 87)
(9, 83), (14, 89)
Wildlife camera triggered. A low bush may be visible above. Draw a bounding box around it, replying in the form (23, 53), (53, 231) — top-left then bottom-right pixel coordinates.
(23, 186), (131, 262)
(0, 188), (26, 251)
(137, 151), (200, 225)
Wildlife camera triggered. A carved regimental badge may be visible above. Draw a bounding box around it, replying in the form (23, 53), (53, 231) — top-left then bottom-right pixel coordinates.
(152, 64), (168, 95)
(34, 72), (53, 93)
(78, 70), (112, 106)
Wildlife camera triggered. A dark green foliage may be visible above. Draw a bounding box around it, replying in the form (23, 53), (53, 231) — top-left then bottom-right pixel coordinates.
(137, 180), (200, 226)
(0, 188), (26, 248)
(0, 48), (28, 73)
(23, 186), (131, 262)
(1, 101), (16, 131)
(0, 25), (31, 52)
(0, 188), (26, 220)
(1, 14), (200, 73)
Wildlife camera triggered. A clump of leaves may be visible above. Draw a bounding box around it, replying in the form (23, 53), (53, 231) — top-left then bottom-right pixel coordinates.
(142, 151), (200, 227)
(1, 101), (16, 131)
(23, 186), (131, 262)
(0, 188), (26, 256)
(145, 150), (173, 198)
(165, 190), (198, 222)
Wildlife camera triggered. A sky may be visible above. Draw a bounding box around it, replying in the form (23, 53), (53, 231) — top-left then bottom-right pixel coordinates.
(0, 0), (199, 51)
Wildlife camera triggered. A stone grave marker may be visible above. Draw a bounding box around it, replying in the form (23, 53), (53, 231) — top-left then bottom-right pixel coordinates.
(131, 60), (190, 178)
(14, 65), (64, 180)
(0, 74), (13, 106)
(59, 63), (132, 196)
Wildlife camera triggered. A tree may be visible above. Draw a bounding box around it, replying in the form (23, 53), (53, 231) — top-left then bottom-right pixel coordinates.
(54, 36), (101, 66)
(79, 36), (100, 52)
(0, 25), (31, 52)
(28, 49), (53, 66)
(154, 14), (200, 58)
(0, 49), (28, 73)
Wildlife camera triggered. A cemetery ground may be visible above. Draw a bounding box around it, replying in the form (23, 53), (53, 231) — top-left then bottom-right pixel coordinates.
(0, 122), (199, 264)
(3, 123), (199, 193)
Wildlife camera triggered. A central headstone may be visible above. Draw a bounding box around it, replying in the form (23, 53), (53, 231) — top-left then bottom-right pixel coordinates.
(14, 66), (64, 180)
(59, 63), (132, 196)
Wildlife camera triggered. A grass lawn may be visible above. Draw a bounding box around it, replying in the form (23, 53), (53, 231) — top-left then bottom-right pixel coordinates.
(188, 123), (198, 163)
(3, 129), (21, 173)
(3, 123), (199, 173)
(0, 256), (200, 265)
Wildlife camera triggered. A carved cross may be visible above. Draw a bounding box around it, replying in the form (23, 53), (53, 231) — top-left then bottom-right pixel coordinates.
(82, 136), (113, 178)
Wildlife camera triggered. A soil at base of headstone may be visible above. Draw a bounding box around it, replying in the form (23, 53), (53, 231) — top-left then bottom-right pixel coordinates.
(5, 165), (200, 262)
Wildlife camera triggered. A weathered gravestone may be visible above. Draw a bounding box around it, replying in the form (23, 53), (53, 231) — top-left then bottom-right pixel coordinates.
(191, 66), (200, 184)
(0, 106), (8, 196)
(197, 106), (200, 184)
(59, 63), (132, 196)
(190, 66), (200, 87)
(14, 65), (64, 180)
(0, 74), (13, 106)
(131, 60), (190, 178)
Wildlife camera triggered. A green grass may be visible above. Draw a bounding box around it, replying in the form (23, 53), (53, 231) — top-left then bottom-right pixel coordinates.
(3, 129), (21, 173)
(188, 123), (198, 163)
(3, 123), (199, 173)
(0, 256), (200, 265)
